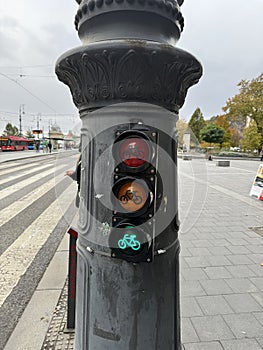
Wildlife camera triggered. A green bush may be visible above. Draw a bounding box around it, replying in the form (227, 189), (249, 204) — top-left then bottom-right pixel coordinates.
(217, 151), (256, 158)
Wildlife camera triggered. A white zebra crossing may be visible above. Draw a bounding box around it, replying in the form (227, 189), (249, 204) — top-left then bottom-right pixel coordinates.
(0, 166), (74, 226)
(0, 161), (43, 176)
(0, 165), (64, 201)
(0, 181), (76, 307)
(0, 163), (53, 185)
(0, 162), (21, 171)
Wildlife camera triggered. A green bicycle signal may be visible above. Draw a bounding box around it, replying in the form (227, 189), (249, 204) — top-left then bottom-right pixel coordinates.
(118, 233), (141, 251)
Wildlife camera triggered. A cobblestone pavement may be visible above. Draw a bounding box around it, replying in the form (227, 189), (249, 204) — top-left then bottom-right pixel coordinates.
(41, 280), (74, 350)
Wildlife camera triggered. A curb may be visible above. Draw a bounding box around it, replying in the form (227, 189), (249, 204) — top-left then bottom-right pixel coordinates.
(0, 151), (59, 164)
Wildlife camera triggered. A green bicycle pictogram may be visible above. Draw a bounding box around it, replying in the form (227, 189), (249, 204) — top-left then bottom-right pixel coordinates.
(118, 233), (141, 251)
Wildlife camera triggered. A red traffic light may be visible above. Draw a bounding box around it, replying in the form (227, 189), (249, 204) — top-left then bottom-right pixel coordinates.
(113, 131), (154, 171)
(119, 137), (150, 167)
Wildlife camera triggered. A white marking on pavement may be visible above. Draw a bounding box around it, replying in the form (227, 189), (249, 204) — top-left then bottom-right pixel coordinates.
(0, 162), (21, 171)
(0, 163), (52, 185)
(0, 171), (73, 227)
(0, 164), (64, 201)
(0, 162), (43, 176)
(0, 182), (76, 307)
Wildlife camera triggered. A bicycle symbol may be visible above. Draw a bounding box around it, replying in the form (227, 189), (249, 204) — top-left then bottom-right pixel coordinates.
(123, 145), (144, 159)
(118, 233), (141, 251)
(120, 190), (143, 205)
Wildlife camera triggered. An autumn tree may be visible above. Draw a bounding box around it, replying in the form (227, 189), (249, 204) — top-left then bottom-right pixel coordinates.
(176, 119), (189, 147)
(241, 119), (261, 152)
(2, 123), (19, 136)
(214, 115), (231, 145)
(200, 123), (225, 147)
(188, 107), (206, 142)
(223, 73), (263, 151)
(229, 128), (242, 147)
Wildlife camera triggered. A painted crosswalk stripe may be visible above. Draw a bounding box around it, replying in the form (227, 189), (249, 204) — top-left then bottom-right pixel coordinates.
(0, 164), (65, 200)
(0, 163), (53, 185)
(0, 162), (22, 171)
(0, 162), (43, 176)
(0, 172), (75, 227)
(0, 181), (76, 307)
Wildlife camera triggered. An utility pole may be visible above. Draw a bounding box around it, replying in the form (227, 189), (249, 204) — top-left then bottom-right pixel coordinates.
(48, 119), (52, 139)
(36, 113), (41, 130)
(19, 104), (24, 136)
(56, 1), (202, 349)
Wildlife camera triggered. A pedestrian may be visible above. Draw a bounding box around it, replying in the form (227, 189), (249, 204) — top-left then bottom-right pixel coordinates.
(65, 154), (81, 207)
(44, 139), (48, 153)
(48, 141), (52, 153)
(260, 149), (263, 162)
(35, 142), (39, 152)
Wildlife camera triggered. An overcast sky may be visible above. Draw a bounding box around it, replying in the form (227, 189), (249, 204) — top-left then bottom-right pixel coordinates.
(0, 0), (262, 134)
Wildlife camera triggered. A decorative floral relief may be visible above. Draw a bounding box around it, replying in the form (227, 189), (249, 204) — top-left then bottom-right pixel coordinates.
(78, 128), (94, 234)
(56, 46), (202, 111)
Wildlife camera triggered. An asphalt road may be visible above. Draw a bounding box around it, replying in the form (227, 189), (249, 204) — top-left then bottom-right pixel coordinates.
(0, 151), (79, 349)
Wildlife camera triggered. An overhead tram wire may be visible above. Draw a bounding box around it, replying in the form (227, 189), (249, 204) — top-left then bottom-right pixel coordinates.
(0, 72), (57, 114)
(0, 110), (78, 126)
(0, 110), (76, 117)
(0, 65), (53, 69)
(6, 74), (55, 78)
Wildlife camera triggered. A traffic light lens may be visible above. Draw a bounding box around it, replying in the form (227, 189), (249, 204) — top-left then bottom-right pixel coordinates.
(117, 180), (148, 212)
(118, 232), (141, 251)
(109, 224), (149, 259)
(120, 138), (149, 167)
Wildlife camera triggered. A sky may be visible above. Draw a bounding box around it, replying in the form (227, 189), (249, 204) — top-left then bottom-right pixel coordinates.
(0, 0), (262, 135)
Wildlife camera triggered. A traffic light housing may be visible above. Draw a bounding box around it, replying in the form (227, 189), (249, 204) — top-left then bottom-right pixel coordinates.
(109, 125), (162, 263)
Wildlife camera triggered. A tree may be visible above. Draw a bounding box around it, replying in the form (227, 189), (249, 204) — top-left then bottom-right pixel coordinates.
(200, 123), (225, 146)
(223, 73), (263, 151)
(188, 108), (206, 142)
(229, 128), (242, 147)
(241, 119), (261, 152)
(25, 129), (34, 138)
(2, 123), (19, 136)
(176, 119), (189, 147)
(214, 115), (231, 145)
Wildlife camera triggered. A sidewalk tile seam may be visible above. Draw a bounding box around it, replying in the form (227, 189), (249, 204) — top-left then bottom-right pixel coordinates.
(189, 315), (236, 342)
(186, 317), (201, 344)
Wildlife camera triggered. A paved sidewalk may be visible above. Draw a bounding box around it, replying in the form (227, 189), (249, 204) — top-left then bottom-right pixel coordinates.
(4, 158), (263, 349)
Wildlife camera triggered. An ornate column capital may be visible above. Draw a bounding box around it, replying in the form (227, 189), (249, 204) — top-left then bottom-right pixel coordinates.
(56, 41), (202, 113)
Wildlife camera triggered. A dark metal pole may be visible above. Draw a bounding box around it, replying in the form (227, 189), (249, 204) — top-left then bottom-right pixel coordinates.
(56, 1), (202, 349)
(67, 228), (78, 330)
